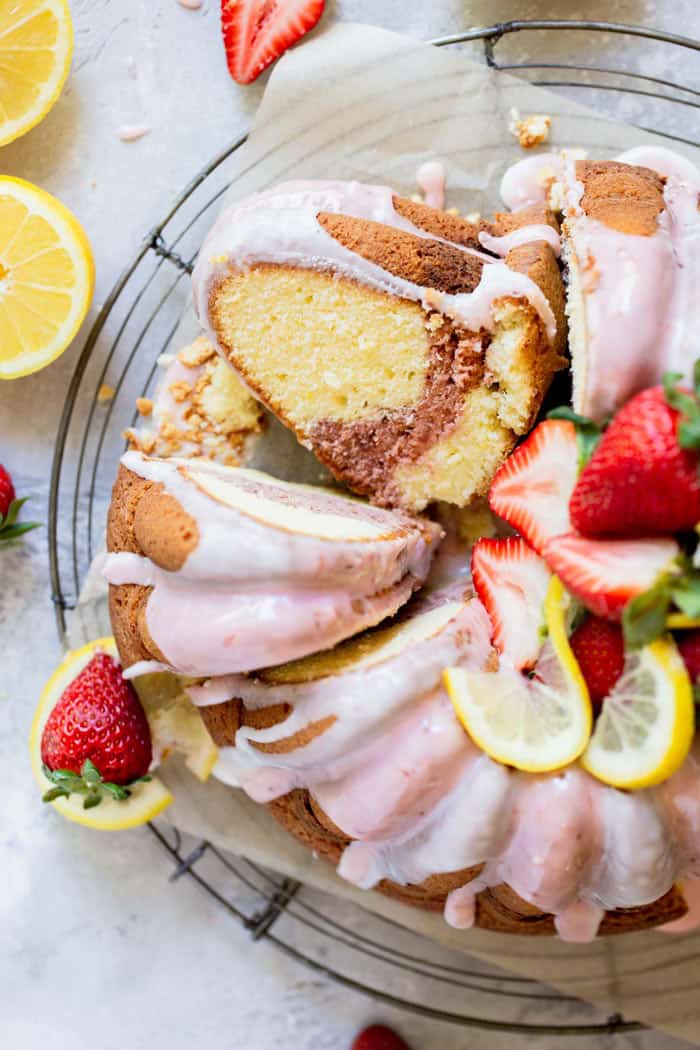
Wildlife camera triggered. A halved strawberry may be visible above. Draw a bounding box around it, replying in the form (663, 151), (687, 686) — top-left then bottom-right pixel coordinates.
(677, 629), (700, 685)
(221, 0), (325, 85)
(471, 536), (551, 669)
(488, 420), (578, 554)
(542, 533), (679, 621)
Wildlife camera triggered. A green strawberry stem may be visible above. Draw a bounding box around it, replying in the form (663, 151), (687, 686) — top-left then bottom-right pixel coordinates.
(662, 368), (700, 451)
(623, 555), (700, 649)
(0, 497), (41, 543)
(546, 406), (603, 468)
(42, 758), (151, 810)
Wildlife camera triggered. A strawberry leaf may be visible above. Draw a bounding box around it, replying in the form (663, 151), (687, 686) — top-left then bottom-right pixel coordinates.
(622, 576), (672, 650)
(663, 368), (700, 451)
(671, 576), (700, 619)
(546, 406), (602, 467)
(41, 758), (143, 807)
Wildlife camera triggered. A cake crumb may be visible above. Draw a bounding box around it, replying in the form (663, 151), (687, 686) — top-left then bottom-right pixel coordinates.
(464, 211), (481, 223)
(97, 383), (115, 403)
(169, 380), (193, 403)
(508, 108), (551, 149)
(136, 397), (153, 416)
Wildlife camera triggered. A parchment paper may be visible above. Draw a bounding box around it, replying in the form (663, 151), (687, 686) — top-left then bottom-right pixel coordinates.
(74, 23), (700, 1040)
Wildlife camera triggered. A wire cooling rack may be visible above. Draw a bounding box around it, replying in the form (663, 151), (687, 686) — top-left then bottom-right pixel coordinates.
(48, 20), (700, 1035)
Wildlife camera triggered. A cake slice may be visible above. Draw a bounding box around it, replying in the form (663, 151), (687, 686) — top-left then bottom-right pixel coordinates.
(519, 147), (700, 421)
(126, 335), (264, 465)
(104, 450), (442, 676)
(192, 181), (566, 510)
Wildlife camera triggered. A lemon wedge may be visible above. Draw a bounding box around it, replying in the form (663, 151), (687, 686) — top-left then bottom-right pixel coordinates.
(581, 637), (694, 789)
(134, 672), (218, 782)
(0, 0), (73, 147)
(0, 176), (94, 379)
(444, 577), (592, 772)
(30, 638), (173, 830)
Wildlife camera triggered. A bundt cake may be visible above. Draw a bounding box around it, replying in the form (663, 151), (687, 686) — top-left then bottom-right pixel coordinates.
(104, 152), (700, 941)
(188, 580), (690, 941)
(125, 335), (264, 464)
(104, 450), (442, 676)
(192, 181), (567, 510)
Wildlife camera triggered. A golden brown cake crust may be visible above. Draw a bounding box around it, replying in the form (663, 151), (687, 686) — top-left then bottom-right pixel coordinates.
(575, 160), (665, 236)
(393, 195), (489, 248)
(200, 696), (688, 935)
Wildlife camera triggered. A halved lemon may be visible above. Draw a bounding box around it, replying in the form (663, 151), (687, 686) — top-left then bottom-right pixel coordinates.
(134, 672), (218, 782)
(30, 637), (173, 830)
(0, 176), (94, 379)
(581, 637), (694, 789)
(444, 577), (592, 772)
(0, 0), (73, 147)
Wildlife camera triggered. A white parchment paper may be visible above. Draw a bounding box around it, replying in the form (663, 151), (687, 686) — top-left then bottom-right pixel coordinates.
(73, 23), (700, 1040)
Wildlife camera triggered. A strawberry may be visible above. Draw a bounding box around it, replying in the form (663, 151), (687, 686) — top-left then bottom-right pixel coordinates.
(570, 379), (700, 538)
(0, 463), (40, 543)
(221, 0), (325, 85)
(488, 419), (578, 553)
(542, 533), (679, 621)
(351, 1025), (411, 1050)
(41, 652), (153, 809)
(677, 629), (700, 685)
(569, 616), (625, 708)
(471, 537), (551, 670)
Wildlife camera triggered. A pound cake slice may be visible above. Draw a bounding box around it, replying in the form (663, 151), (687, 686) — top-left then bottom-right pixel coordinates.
(104, 450), (442, 676)
(192, 181), (566, 510)
(502, 147), (700, 421)
(190, 583), (687, 939)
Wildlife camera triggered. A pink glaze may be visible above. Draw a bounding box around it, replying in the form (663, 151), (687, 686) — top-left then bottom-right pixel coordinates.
(499, 153), (564, 210)
(416, 160), (446, 210)
(117, 124), (151, 142)
(192, 180), (558, 347)
(177, 0), (202, 8)
(500, 146), (700, 420)
(479, 224), (561, 258)
(103, 451), (440, 675)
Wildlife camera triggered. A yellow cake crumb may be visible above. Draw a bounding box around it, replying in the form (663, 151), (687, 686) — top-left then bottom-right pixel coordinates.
(136, 397), (153, 416)
(508, 108), (551, 149)
(97, 383), (115, 403)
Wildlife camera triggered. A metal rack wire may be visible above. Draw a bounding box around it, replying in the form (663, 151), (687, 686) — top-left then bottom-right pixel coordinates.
(48, 21), (700, 1034)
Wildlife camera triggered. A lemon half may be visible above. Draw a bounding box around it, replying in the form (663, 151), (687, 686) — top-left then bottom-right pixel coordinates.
(0, 176), (94, 379)
(582, 638), (694, 789)
(0, 0), (73, 147)
(30, 638), (173, 830)
(445, 577), (592, 772)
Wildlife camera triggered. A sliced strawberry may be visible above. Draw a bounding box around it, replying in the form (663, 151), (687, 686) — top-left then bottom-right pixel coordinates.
(471, 536), (551, 669)
(542, 533), (679, 621)
(570, 384), (700, 538)
(221, 0), (325, 85)
(488, 420), (578, 554)
(569, 616), (625, 708)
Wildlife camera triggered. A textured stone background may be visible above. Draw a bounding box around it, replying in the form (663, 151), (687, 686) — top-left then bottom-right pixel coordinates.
(2, 2), (700, 1047)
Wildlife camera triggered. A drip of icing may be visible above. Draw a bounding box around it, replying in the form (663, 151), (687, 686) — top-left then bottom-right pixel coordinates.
(499, 153), (565, 210)
(122, 659), (171, 679)
(192, 180), (557, 347)
(118, 124), (151, 142)
(177, 0), (202, 8)
(104, 452), (439, 675)
(416, 160), (446, 210)
(479, 224), (561, 258)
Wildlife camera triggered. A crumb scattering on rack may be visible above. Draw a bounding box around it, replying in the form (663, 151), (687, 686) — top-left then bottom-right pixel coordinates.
(509, 108), (552, 149)
(97, 384), (115, 404)
(136, 397), (153, 416)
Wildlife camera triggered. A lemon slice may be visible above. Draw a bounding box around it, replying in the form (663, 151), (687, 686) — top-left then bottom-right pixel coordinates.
(30, 638), (173, 830)
(134, 672), (218, 782)
(581, 637), (694, 789)
(0, 176), (94, 379)
(667, 613), (700, 630)
(0, 0), (73, 147)
(444, 577), (592, 772)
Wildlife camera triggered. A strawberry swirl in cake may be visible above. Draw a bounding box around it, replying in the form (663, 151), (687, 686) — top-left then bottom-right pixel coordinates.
(104, 147), (700, 940)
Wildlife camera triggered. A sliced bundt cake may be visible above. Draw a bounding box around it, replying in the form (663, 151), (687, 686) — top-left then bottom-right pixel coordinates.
(501, 147), (700, 421)
(104, 450), (442, 676)
(192, 181), (566, 511)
